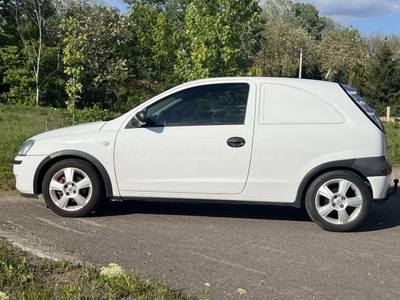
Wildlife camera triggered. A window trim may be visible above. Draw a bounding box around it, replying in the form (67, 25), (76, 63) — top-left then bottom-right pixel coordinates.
(144, 121), (246, 128)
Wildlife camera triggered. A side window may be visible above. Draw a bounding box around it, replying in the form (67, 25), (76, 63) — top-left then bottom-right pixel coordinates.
(144, 83), (249, 127)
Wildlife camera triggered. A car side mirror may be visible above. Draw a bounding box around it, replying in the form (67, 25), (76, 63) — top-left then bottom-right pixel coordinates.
(131, 111), (147, 128)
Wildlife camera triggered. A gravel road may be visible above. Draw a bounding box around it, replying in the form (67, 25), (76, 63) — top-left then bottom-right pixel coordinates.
(1, 189), (400, 300)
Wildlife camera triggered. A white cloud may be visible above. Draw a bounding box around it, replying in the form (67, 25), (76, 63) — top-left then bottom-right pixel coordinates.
(294, 0), (400, 20)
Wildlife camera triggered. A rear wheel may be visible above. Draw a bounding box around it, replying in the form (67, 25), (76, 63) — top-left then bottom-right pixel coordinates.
(305, 171), (371, 232)
(42, 159), (104, 217)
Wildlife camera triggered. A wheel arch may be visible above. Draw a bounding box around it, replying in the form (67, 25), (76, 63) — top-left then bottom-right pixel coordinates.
(34, 150), (113, 198)
(293, 159), (372, 208)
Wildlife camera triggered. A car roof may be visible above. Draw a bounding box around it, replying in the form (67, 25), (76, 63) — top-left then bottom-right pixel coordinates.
(185, 76), (338, 88)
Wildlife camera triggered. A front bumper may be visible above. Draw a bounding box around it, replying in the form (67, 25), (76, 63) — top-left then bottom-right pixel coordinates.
(13, 155), (46, 196)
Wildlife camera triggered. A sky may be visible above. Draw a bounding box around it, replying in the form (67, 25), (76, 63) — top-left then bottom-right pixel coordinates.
(293, 0), (400, 35)
(102, 0), (400, 36)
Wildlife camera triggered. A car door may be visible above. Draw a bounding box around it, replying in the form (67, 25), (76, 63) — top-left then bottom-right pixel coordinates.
(114, 81), (256, 196)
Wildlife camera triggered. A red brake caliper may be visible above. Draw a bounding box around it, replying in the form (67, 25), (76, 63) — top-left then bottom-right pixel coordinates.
(57, 176), (66, 198)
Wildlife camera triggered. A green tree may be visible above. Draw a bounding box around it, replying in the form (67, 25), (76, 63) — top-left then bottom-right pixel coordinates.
(175, 0), (262, 81)
(254, 19), (318, 78)
(62, 2), (132, 109)
(0, 46), (35, 104)
(128, 3), (180, 87)
(259, 0), (326, 79)
(120, 0), (190, 108)
(291, 3), (326, 40)
(365, 40), (400, 115)
(262, 0), (327, 40)
(12, 0), (57, 106)
(0, 0), (20, 97)
(0, 0), (20, 46)
(321, 16), (341, 32)
(318, 27), (366, 82)
(60, 16), (86, 119)
(261, 0), (293, 22)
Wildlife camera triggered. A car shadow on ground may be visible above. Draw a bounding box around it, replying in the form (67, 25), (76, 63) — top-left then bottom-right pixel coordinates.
(357, 196), (400, 232)
(94, 199), (312, 222)
(91, 195), (400, 232)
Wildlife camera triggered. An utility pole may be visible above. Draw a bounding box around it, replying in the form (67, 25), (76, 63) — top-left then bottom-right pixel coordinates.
(299, 48), (303, 79)
(325, 68), (331, 80)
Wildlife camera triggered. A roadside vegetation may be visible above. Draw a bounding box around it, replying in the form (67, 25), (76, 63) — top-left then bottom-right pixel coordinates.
(385, 122), (400, 165)
(0, 239), (196, 300)
(0, 104), (118, 190)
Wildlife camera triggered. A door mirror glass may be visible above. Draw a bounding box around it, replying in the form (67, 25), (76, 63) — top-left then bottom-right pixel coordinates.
(131, 111), (147, 128)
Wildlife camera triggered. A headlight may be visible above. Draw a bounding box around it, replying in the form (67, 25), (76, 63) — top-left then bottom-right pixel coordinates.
(18, 140), (35, 156)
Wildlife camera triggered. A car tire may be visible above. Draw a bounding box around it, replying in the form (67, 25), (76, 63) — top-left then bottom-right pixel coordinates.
(42, 159), (105, 217)
(305, 170), (371, 232)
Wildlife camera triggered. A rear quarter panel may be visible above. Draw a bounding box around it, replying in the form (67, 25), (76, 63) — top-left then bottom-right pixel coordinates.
(242, 79), (384, 203)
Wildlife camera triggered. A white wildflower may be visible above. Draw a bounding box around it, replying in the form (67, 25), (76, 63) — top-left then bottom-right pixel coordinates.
(0, 291), (9, 300)
(237, 288), (246, 294)
(204, 282), (211, 300)
(100, 263), (124, 279)
(237, 288), (246, 299)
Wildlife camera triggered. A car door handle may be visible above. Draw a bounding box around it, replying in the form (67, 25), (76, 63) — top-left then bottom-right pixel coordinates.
(227, 137), (246, 148)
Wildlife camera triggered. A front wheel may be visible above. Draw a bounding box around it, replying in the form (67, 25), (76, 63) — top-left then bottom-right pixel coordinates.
(42, 159), (104, 217)
(305, 171), (371, 232)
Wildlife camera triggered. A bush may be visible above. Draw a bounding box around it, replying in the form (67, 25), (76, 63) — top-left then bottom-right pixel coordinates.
(75, 104), (119, 123)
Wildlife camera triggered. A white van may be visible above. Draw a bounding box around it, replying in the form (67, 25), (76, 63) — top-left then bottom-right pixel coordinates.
(13, 77), (395, 231)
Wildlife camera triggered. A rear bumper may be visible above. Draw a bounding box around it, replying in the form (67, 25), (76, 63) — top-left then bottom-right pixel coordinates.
(368, 175), (390, 199)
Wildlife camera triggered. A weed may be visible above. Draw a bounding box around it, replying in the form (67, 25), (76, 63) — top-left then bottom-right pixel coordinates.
(203, 283), (210, 300)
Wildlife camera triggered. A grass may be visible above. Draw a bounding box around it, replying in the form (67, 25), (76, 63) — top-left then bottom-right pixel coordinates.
(0, 104), (118, 190)
(0, 104), (72, 190)
(384, 122), (400, 166)
(0, 239), (196, 300)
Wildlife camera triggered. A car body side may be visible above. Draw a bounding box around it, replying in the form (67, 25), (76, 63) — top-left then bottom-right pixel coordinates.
(13, 77), (390, 207)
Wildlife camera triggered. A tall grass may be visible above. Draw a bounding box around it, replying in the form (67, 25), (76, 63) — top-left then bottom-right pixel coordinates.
(384, 122), (400, 165)
(0, 105), (71, 190)
(0, 104), (118, 190)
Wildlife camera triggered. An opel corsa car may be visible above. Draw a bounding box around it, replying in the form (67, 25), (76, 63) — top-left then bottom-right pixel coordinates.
(14, 77), (394, 231)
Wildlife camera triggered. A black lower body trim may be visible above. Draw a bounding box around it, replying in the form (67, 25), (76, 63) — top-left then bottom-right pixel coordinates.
(352, 156), (391, 176)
